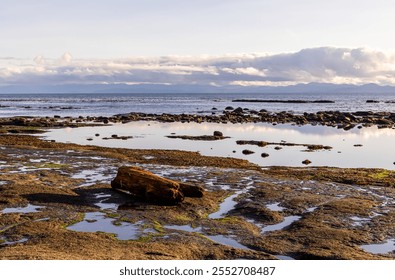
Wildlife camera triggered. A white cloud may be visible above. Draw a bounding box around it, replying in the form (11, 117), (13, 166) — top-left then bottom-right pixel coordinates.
(1, 47), (395, 87)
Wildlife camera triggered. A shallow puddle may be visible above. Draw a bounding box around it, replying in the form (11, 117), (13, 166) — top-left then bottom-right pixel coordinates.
(209, 192), (241, 219)
(360, 239), (395, 254)
(94, 193), (119, 210)
(261, 216), (301, 233)
(0, 237), (29, 246)
(2, 204), (44, 214)
(164, 224), (250, 251)
(164, 225), (202, 232)
(350, 216), (371, 227)
(42, 121), (395, 169)
(72, 168), (115, 186)
(266, 203), (285, 212)
(275, 255), (295, 260)
(67, 212), (141, 240)
(207, 235), (250, 250)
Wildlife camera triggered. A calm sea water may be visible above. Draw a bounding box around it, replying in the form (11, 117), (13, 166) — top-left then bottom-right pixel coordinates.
(2, 92), (395, 117)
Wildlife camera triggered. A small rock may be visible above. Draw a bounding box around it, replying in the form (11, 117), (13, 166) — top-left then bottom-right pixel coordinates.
(95, 133), (100, 137)
(225, 106), (234, 110)
(242, 149), (255, 155)
(261, 153), (269, 158)
(233, 107), (244, 114)
(274, 146), (282, 150)
(213, 131), (223, 137)
(302, 159), (312, 165)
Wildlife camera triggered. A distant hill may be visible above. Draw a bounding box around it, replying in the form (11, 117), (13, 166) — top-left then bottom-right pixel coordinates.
(1, 82), (395, 94)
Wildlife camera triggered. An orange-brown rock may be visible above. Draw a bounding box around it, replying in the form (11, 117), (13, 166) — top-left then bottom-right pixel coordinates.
(111, 166), (204, 205)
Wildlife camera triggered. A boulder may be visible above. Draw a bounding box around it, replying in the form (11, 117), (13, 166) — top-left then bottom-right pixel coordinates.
(213, 131), (223, 137)
(111, 166), (204, 205)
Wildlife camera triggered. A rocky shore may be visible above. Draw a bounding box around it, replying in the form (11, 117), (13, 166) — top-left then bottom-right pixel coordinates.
(2, 106), (395, 130)
(0, 111), (395, 260)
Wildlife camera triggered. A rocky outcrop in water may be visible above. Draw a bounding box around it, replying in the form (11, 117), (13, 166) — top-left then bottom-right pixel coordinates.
(111, 166), (205, 205)
(4, 107), (395, 130)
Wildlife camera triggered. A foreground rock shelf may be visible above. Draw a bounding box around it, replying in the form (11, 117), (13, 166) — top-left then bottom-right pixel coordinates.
(0, 118), (395, 260)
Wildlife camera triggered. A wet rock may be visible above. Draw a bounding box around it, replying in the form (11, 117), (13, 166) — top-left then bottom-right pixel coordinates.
(233, 107), (244, 114)
(242, 149), (255, 155)
(261, 153), (269, 158)
(236, 140), (268, 147)
(306, 145), (332, 151)
(225, 106), (234, 110)
(366, 100), (379, 103)
(166, 135), (229, 141)
(274, 146), (282, 150)
(232, 99), (335, 104)
(213, 131), (223, 137)
(103, 135), (133, 140)
(111, 166), (204, 205)
(302, 159), (312, 165)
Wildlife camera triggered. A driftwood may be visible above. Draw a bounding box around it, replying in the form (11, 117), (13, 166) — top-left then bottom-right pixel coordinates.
(111, 166), (204, 205)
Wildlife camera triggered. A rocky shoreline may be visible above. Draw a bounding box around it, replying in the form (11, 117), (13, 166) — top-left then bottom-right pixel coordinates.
(2, 106), (395, 131)
(0, 112), (395, 260)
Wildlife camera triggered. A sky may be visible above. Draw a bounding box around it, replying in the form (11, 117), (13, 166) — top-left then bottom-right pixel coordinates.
(1, 0), (395, 90)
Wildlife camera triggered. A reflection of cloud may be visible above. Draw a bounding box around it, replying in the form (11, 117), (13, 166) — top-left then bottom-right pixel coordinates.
(1, 47), (395, 87)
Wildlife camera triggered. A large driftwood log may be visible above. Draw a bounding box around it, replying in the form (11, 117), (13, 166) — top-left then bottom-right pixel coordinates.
(111, 166), (204, 205)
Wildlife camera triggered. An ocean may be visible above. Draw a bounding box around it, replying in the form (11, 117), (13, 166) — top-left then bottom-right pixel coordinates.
(1, 92), (395, 117)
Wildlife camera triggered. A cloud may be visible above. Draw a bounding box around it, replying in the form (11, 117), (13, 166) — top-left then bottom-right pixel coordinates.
(1, 47), (395, 88)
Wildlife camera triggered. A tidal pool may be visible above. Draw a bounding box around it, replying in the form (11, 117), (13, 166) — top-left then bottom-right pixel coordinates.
(67, 212), (141, 240)
(360, 239), (395, 255)
(261, 216), (301, 233)
(2, 204), (44, 214)
(42, 121), (395, 169)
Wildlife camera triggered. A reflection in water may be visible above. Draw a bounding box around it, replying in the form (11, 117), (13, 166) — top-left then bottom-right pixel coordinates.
(261, 216), (301, 233)
(207, 235), (250, 251)
(2, 204), (44, 214)
(67, 212), (141, 240)
(0, 237), (29, 246)
(360, 239), (395, 254)
(42, 121), (395, 169)
(209, 192), (241, 219)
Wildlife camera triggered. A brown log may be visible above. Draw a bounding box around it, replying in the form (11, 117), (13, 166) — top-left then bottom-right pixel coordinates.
(111, 166), (204, 205)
